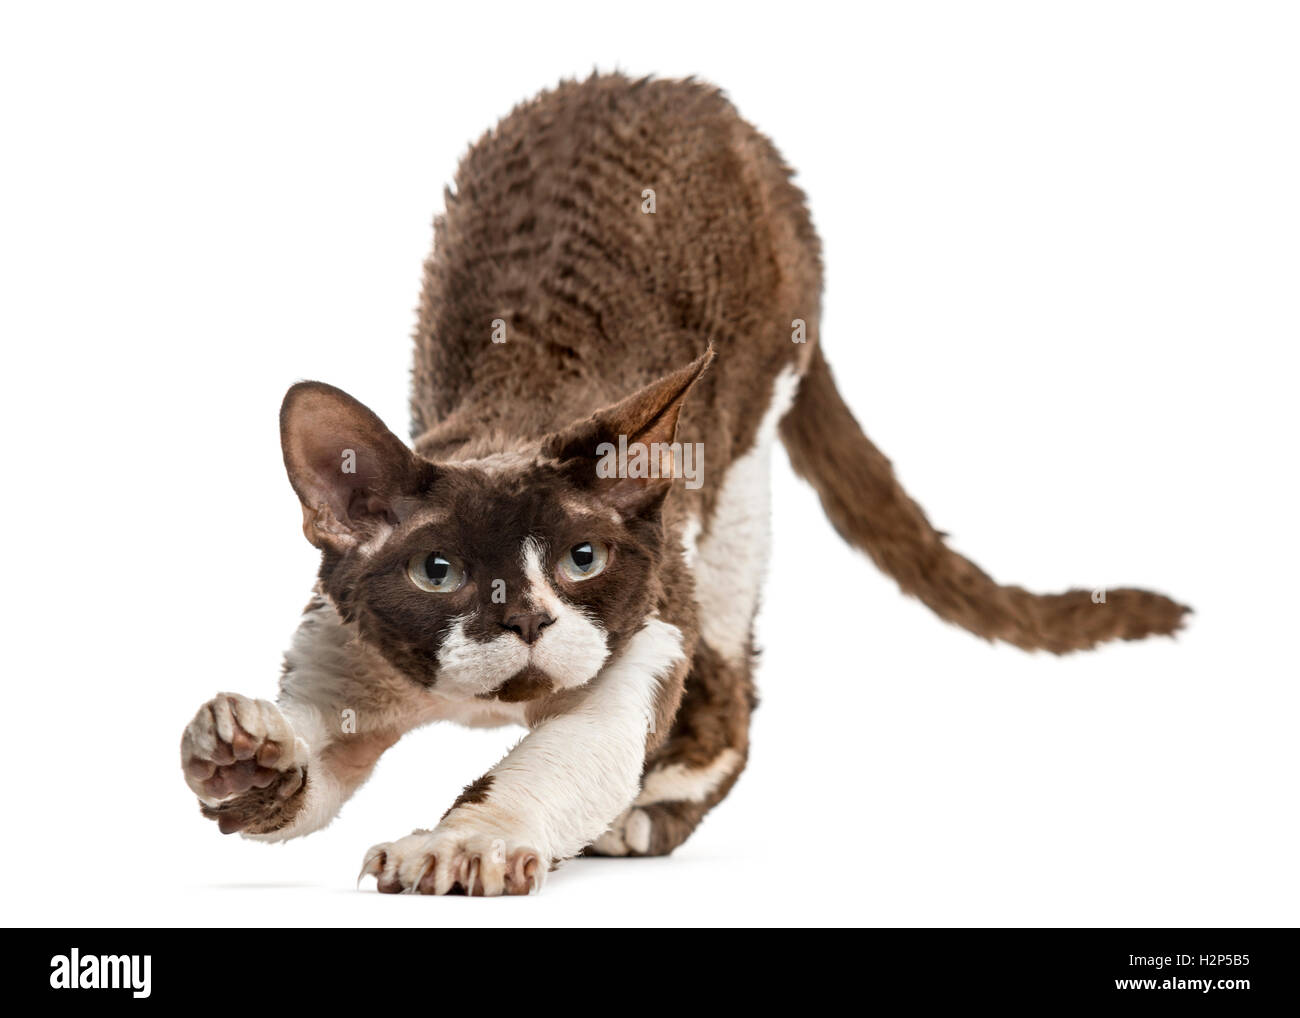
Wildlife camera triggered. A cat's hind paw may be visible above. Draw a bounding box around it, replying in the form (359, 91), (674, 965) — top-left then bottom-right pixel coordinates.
(360, 830), (545, 896)
(587, 806), (652, 856)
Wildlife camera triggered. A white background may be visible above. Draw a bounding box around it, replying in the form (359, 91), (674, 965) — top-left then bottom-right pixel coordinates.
(2, 1), (1296, 928)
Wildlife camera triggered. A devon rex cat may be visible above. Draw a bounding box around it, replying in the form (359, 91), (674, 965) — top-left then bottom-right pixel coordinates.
(180, 73), (1188, 895)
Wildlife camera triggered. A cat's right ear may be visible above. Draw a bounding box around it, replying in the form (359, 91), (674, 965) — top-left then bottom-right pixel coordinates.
(280, 382), (428, 552)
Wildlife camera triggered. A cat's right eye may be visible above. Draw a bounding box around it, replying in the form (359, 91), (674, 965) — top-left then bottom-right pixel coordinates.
(407, 551), (466, 593)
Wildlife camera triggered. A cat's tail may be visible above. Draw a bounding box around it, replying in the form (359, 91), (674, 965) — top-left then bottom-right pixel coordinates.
(778, 347), (1190, 653)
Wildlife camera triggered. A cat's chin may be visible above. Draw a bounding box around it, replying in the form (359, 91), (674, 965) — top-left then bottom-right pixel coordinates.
(483, 665), (556, 704)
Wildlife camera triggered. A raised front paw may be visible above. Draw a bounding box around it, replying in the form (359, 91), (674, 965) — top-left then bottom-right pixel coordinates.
(359, 829), (545, 896)
(180, 692), (308, 834)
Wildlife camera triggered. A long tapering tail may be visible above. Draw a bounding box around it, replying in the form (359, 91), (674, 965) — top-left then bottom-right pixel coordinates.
(779, 347), (1189, 653)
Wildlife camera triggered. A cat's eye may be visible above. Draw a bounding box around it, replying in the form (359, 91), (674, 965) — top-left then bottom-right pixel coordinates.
(558, 540), (609, 582)
(407, 551), (466, 593)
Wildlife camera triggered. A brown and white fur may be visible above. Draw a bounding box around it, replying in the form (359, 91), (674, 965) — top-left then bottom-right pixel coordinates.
(180, 73), (1189, 895)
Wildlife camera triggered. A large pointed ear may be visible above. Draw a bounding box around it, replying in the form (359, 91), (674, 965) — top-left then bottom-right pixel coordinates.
(280, 382), (428, 552)
(541, 348), (713, 514)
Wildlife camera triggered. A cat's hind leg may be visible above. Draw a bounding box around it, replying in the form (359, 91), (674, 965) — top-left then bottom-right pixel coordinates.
(588, 641), (754, 857)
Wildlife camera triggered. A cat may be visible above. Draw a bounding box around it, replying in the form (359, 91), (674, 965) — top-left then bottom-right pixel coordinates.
(180, 73), (1189, 896)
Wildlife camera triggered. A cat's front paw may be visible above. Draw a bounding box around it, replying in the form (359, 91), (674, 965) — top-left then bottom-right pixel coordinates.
(181, 693), (308, 834)
(359, 829), (545, 896)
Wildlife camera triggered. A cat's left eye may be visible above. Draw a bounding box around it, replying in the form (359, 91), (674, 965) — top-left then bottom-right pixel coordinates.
(558, 540), (609, 582)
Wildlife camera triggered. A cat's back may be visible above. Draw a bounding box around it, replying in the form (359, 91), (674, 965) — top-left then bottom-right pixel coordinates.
(412, 73), (821, 456)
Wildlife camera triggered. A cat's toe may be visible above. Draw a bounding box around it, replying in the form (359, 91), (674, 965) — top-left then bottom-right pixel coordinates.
(182, 693), (308, 832)
(586, 807), (651, 856)
(361, 830), (545, 896)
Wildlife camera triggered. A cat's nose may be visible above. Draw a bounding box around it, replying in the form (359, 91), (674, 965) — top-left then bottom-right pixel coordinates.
(502, 611), (556, 645)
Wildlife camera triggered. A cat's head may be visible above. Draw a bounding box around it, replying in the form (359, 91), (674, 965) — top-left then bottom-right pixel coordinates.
(279, 352), (708, 702)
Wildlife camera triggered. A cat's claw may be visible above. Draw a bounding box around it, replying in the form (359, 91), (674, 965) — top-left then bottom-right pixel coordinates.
(360, 830), (545, 896)
(358, 846), (386, 888)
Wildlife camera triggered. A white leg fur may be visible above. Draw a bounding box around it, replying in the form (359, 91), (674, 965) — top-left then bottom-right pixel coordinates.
(440, 616), (683, 861)
(636, 748), (744, 806)
(363, 617), (685, 891)
(246, 597), (524, 842)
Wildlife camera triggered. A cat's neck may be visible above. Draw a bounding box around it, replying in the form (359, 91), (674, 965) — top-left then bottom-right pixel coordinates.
(410, 369), (627, 464)
(412, 413), (537, 464)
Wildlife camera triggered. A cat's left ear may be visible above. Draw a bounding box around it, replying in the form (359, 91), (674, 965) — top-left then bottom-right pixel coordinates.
(542, 347), (713, 514)
(280, 381), (429, 552)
